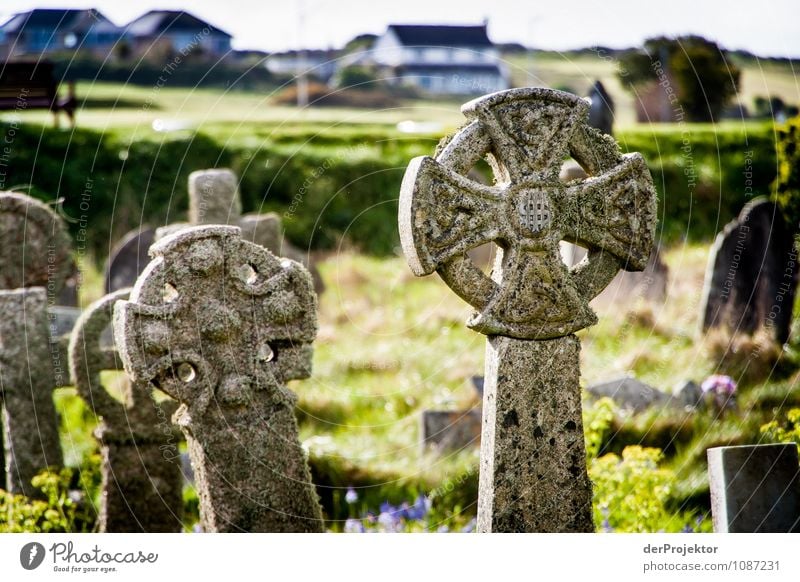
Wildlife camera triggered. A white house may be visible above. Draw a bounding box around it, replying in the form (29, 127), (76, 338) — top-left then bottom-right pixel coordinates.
(364, 24), (508, 95)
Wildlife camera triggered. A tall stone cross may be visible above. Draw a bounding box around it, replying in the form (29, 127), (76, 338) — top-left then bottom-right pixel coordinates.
(398, 88), (657, 532)
(114, 225), (324, 532)
(69, 289), (183, 532)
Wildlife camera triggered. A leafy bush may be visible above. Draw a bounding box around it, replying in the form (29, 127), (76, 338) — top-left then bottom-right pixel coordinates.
(590, 446), (711, 532)
(0, 459), (100, 533)
(773, 116), (800, 230)
(761, 408), (800, 452)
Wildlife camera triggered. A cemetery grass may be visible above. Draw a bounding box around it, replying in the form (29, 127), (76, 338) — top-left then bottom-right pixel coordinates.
(44, 241), (800, 533)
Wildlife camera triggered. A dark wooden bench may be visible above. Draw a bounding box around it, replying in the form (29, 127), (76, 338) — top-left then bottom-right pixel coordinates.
(0, 61), (76, 127)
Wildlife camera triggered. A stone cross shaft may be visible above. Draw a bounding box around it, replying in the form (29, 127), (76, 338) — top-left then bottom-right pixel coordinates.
(69, 289), (183, 532)
(399, 88), (656, 532)
(114, 225), (324, 532)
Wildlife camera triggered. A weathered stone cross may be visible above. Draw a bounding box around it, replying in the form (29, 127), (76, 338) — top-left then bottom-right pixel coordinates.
(399, 88), (657, 532)
(69, 289), (183, 532)
(114, 225), (324, 532)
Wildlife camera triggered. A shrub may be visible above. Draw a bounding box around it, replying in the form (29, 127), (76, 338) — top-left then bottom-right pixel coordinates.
(760, 408), (800, 453)
(773, 116), (800, 230)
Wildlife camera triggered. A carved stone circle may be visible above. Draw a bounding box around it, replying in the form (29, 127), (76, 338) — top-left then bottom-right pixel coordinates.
(0, 191), (72, 292)
(399, 88), (657, 339)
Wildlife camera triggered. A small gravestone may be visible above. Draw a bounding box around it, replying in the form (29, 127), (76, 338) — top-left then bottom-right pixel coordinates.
(104, 227), (157, 294)
(586, 80), (614, 136)
(708, 443), (800, 532)
(586, 375), (669, 412)
(399, 88), (656, 531)
(700, 198), (799, 343)
(114, 225), (324, 532)
(0, 288), (64, 496)
(0, 191), (70, 496)
(672, 379), (703, 409)
(69, 289), (183, 532)
(105, 172), (323, 293)
(422, 409), (482, 452)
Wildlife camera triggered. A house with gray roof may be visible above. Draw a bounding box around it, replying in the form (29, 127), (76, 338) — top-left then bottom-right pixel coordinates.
(0, 8), (123, 59)
(364, 23), (509, 95)
(126, 10), (232, 60)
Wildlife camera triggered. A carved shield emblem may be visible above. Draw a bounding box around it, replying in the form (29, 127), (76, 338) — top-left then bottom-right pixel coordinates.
(518, 190), (551, 234)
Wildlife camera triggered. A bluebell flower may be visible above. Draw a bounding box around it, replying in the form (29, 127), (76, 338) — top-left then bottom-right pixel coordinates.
(602, 518), (614, 533)
(407, 494), (431, 521)
(461, 518), (476, 533)
(344, 518), (365, 533)
(345, 487), (358, 504)
(437, 525), (450, 533)
(681, 524), (694, 533)
(379, 501), (395, 515)
(378, 511), (399, 532)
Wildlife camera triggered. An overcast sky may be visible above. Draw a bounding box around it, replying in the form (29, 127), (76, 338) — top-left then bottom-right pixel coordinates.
(2, 0), (799, 57)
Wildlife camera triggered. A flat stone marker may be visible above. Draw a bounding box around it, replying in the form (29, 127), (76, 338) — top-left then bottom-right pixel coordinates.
(708, 443), (800, 532)
(399, 88), (656, 532)
(586, 375), (670, 413)
(0, 288), (64, 496)
(69, 289), (183, 532)
(114, 225), (324, 532)
(700, 198), (799, 343)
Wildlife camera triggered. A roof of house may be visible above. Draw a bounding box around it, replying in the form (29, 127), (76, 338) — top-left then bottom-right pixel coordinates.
(387, 24), (494, 48)
(126, 10), (232, 38)
(0, 8), (119, 34)
(396, 63), (503, 75)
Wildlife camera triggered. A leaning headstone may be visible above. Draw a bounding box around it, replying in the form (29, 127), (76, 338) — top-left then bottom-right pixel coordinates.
(0, 191), (70, 496)
(114, 225), (324, 532)
(399, 88), (656, 532)
(0, 288), (64, 496)
(708, 443), (800, 532)
(104, 226), (157, 294)
(586, 375), (670, 412)
(69, 289), (183, 532)
(700, 198), (799, 343)
(586, 80), (614, 136)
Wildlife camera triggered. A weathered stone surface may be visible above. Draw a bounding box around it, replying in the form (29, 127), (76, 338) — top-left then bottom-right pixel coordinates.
(104, 226), (157, 294)
(586, 375), (670, 412)
(188, 168), (241, 225)
(114, 225), (324, 532)
(49, 305), (81, 339)
(586, 80), (614, 136)
(398, 88), (657, 533)
(708, 443), (800, 533)
(399, 88), (657, 340)
(478, 335), (593, 532)
(0, 288), (63, 496)
(0, 191), (72, 293)
(700, 198), (799, 343)
(422, 409), (482, 452)
(239, 212), (325, 293)
(69, 289), (183, 532)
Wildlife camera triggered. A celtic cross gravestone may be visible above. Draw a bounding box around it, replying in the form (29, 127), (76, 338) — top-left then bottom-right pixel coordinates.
(69, 289), (183, 532)
(113, 225), (323, 532)
(398, 88), (656, 532)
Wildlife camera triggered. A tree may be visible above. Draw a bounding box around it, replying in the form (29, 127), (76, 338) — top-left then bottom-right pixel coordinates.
(618, 36), (740, 122)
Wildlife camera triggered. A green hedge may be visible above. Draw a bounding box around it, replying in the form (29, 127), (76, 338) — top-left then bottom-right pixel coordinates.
(0, 121), (778, 261)
(773, 116), (800, 230)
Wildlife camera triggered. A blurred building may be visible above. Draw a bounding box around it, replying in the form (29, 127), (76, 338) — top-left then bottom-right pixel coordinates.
(126, 10), (232, 60)
(349, 23), (509, 95)
(265, 49), (339, 82)
(0, 8), (124, 59)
